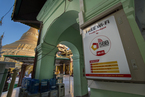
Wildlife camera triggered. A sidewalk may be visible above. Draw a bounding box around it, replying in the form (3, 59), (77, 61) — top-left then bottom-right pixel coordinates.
(1, 77), (19, 97)
(2, 87), (20, 97)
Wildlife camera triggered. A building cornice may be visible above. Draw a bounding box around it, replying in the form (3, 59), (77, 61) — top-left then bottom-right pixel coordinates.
(37, 0), (64, 23)
(83, 0), (134, 23)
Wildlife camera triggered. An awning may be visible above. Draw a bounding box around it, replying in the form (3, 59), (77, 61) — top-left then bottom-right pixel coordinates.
(3, 55), (34, 65)
(12, 0), (47, 29)
(3, 55), (70, 65)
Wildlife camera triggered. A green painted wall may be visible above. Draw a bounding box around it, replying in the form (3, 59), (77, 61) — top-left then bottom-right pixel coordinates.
(83, 0), (145, 97)
(37, 0), (80, 45)
(83, 0), (145, 63)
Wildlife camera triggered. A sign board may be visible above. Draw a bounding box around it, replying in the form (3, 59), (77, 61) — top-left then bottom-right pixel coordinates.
(83, 16), (131, 80)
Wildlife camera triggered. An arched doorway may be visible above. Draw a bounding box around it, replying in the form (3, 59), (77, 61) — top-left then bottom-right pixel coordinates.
(35, 10), (88, 96)
(59, 41), (86, 96)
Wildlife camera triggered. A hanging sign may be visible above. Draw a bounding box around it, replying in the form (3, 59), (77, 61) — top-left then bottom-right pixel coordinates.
(83, 16), (131, 80)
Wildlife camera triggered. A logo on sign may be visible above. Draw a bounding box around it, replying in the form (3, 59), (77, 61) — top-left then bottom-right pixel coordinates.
(83, 20), (110, 35)
(90, 35), (111, 56)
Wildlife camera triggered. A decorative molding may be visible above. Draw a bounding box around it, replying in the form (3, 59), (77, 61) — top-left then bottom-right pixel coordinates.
(37, 0), (54, 21)
(36, 43), (57, 55)
(81, 2), (123, 29)
(121, 0), (135, 16)
(84, 0), (120, 21)
(86, 0), (108, 12)
(82, 0), (135, 26)
(37, 0), (64, 23)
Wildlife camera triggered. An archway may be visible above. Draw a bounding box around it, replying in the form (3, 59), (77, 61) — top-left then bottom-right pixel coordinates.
(43, 11), (79, 45)
(35, 10), (88, 96)
(59, 41), (84, 96)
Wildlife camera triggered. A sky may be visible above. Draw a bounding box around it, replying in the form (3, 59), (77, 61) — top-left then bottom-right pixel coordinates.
(0, 0), (30, 46)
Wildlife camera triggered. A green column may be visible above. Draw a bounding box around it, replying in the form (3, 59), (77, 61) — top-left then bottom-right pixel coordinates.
(72, 55), (88, 97)
(0, 69), (8, 96)
(35, 43), (58, 80)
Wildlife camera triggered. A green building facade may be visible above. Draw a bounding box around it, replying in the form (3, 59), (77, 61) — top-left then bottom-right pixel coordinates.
(12, 0), (145, 97)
